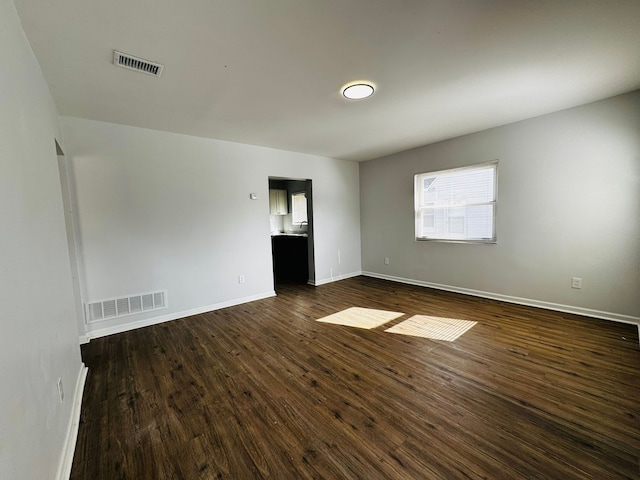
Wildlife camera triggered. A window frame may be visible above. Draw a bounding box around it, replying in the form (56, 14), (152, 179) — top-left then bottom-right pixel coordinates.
(414, 160), (498, 244)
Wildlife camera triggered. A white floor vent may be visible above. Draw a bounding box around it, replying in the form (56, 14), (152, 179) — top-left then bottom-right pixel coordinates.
(86, 291), (167, 323)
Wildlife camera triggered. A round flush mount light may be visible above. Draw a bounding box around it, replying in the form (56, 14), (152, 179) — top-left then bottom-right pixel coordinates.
(342, 82), (375, 100)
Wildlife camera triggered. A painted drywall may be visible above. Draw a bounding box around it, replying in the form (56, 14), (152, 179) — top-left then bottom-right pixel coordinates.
(361, 91), (640, 321)
(0, 1), (84, 479)
(60, 117), (361, 338)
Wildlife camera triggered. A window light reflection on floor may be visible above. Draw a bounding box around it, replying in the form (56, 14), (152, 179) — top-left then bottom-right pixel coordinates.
(315, 307), (404, 329)
(385, 315), (477, 341)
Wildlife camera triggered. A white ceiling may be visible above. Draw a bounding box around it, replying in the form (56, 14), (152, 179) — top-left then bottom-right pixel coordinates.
(14, 0), (640, 161)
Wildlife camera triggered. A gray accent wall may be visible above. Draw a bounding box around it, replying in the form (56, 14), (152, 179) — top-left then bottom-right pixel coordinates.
(360, 91), (640, 321)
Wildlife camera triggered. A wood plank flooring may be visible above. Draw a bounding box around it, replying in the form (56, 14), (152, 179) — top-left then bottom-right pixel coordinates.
(72, 277), (640, 479)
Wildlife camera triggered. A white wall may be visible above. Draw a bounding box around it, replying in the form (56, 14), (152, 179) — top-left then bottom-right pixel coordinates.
(0, 1), (84, 479)
(360, 91), (640, 322)
(60, 117), (361, 338)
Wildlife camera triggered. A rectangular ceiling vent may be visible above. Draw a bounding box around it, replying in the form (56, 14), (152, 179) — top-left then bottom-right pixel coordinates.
(113, 50), (164, 77)
(86, 290), (167, 323)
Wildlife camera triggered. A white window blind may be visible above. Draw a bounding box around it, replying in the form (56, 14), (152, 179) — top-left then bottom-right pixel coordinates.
(414, 161), (497, 242)
(291, 192), (308, 225)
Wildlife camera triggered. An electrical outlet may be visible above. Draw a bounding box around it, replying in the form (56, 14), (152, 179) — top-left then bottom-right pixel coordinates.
(384, 257), (389, 265)
(57, 377), (64, 403)
(571, 277), (582, 289)
(238, 275), (245, 284)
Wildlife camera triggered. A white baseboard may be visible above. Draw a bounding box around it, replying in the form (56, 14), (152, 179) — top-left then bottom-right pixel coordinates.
(56, 363), (88, 480)
(310, 270), (362, 287)
(85, 291), (276, 340)
(362, 271), (640, 326)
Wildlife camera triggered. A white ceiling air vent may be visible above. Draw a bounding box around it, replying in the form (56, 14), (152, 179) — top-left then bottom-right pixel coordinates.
(113, 50), (164, 77)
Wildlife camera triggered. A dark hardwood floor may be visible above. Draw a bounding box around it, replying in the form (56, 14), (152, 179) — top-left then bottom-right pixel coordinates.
(72, 277), (640, 479)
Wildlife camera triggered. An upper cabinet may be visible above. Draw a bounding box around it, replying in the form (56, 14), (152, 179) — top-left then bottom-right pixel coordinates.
(269, 189), (287, 215)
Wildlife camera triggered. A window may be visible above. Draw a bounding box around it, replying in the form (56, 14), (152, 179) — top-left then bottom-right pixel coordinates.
(414, 161), (497, 243)
(291, 192), (308, 225)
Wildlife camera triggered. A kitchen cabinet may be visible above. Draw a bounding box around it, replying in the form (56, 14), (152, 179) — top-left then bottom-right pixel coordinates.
(272, 235), (308, 283)
(269, 189), (288, 215)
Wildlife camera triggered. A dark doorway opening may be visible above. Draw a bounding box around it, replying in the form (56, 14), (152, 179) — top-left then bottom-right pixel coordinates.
(268, 177), (314, 290)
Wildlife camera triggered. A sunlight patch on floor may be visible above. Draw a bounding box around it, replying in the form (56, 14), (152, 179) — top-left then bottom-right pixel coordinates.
(385, 315), (477, 341)
(316, 307), (404, 329)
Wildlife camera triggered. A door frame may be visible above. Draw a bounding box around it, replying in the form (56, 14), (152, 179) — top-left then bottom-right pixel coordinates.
(268, 177), (315, 286)
(56, 140), (87, 342)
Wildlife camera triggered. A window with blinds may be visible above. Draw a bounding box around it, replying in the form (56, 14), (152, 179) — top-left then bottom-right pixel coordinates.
(414, 161), (497, 243)
(291, 192), (308, 225)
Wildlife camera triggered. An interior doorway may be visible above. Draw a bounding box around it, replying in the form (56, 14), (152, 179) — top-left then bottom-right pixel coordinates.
(268, 177), (315, 289)
(56, 140), (86, 341)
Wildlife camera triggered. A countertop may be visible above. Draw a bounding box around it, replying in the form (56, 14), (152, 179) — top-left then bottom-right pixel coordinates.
(271, 232), (308, 238)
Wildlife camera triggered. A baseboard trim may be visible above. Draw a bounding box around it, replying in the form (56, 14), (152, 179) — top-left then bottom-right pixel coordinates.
(85, 291), (276, 340)
(361, 271), (640, 325)
(56, 363), (88, 480)
(310, 270), (362, 287)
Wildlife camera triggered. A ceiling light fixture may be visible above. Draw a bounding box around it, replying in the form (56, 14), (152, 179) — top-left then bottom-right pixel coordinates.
(342, 83), (375, 100)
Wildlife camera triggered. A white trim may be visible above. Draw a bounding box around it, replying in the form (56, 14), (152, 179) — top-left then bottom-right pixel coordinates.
(309, 270), (362, 287)
(85, 291), (276, 340)
(362, 271), (640, 325)
(56, 363), (88, 480)
(78, 335), (90, 345)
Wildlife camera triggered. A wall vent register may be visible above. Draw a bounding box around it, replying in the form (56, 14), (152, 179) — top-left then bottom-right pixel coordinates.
(113, 50), (164, 77)
(86, 290), (167, 322)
